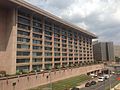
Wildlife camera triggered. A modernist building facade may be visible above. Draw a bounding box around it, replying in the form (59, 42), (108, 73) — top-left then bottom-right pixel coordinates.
(0, 0), (96, 74)
(93, 41), (114, 62)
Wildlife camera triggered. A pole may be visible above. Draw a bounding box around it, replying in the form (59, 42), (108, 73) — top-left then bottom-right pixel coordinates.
(109, 69), (111, 90)
(104, 63), (105, 90)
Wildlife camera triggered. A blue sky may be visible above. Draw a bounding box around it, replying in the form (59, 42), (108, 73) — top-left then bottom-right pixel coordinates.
(25, 0), (120, 45)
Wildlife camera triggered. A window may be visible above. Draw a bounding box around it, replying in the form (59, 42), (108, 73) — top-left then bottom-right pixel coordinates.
(62, 40), (67, 43)
(45, 58), (52, 62)
(68, 41), (72, 44)
(54, 48), (60, 51)
(62, 35), (67, 39)
(33, 27), (42, 33)
(17, 30), (30, 36)
(33, 52), (42, 56)
(33, 34), (42, 38)
(16, 66), (29, 72)
(45, 52), (52, 56)
(62, 44), (67, 47)
(18, 16), (30, 25)
(32, 65), (42, 71)
(62, 58), (67, 61)
(62, 49), (67, 52)
(32, 58), (42, 62)
(18, 10), (30, 18)
(17, 51), (30, 56)
(69, 49), (73, 52)
(54, 53), (60, 56)
(45, 47), (52, 51)
(33, 40), (42, 44)
(17, 44), (30, 49)
(68, 37), (72, 41)
(69, 54), (73, 56)
(54, 33), (60, 37)
(45, 25), (52, 31)
(33, 15), (41, 22)
(62, 30), (67, 35)
(18, 23), (30, 30)
(54, 38), (60, 42)
(33, 21), (42, 28)
(54, 43), (60, 47)
(17, 37), (30, 43)
(62, 53), (67, 56)
(54, 58), (60, 61)
(16, 59), (30, 63)
(45, 41), (52, 45)
(45, 31), (52, 36)
(45, 21), (52, 26)
(69, 58), (73, 61)
(45, 36), (52, 40)
(33, 46), (42, 50)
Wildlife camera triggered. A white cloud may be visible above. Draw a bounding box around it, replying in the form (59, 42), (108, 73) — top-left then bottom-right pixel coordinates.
(25, 0), (120, 45)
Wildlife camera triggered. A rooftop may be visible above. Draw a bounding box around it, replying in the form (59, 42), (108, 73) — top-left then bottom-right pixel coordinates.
(1, 0), (97, 38)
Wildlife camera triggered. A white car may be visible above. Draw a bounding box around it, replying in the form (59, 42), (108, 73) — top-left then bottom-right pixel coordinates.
(103, 74), (109, 79)
(98, 77), (105, 82)
(90, 73), (97, 77)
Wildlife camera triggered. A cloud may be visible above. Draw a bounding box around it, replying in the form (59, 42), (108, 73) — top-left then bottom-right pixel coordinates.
(25, 0), (120, 45)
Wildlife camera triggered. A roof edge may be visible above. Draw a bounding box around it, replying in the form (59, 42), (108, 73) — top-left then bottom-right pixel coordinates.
(10, 0), (97, 38)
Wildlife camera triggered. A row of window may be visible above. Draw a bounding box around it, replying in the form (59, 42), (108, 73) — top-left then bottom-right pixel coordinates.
(16, 57), (93, 64)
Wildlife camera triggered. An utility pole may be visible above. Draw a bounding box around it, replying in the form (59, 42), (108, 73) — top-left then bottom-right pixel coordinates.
(108, 67), (111, 90)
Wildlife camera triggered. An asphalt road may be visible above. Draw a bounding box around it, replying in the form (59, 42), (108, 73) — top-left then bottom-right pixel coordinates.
(79, 75), (120, 90)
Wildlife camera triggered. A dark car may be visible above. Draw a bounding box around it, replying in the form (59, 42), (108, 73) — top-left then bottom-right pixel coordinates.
(85, 82), (91, 87)
(90, 81), (96, 85)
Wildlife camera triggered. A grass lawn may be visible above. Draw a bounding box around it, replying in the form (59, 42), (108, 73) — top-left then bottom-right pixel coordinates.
(29, 74), (91, 90)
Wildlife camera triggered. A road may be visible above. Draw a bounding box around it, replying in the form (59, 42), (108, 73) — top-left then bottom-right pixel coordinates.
(79, 75), (120, 90)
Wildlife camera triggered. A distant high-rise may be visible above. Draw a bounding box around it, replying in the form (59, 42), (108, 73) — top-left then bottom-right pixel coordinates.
(114, 45), (120, 58)
(93, 42), (114, 62)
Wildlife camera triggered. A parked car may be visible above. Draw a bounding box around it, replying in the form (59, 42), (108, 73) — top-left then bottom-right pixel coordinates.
(103, 74), (109, 79)
(85, 82), (91, 87)
(90, 81), (97, 85)
(90, 73), (98, 78)
(98, 77), (105, 82)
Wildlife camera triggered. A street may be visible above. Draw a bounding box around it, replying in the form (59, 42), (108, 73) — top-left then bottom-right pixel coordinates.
(79, 75), (120, 90)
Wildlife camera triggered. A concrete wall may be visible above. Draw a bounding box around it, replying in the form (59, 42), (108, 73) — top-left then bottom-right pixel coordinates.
(0, 7), (17, 74)
(0, 64), (103, 90)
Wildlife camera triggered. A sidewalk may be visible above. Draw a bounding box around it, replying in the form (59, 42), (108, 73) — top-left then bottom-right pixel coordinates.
(111, 83), (120, 90)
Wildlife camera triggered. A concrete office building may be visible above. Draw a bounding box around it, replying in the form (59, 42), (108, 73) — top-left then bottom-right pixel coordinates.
(0, 0), (96, 74)
(114, 45), (120, 58)
(93, 41), (114, 62)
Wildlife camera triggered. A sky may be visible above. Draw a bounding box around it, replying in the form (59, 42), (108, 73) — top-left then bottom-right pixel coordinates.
(25, 0), (120, 45)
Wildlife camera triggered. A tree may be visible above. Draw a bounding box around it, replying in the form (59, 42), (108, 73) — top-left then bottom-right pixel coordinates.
(115, 56), (120, 63)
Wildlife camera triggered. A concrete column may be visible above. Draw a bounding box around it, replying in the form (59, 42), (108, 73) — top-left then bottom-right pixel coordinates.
(29, 13), (33, 72)
(42, 17), (45, 69)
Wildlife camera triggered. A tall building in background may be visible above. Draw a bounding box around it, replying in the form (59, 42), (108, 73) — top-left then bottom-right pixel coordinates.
(114, 45), (120, 58)
(93, 42), (114, 62)
(0, 0), (96, 74)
